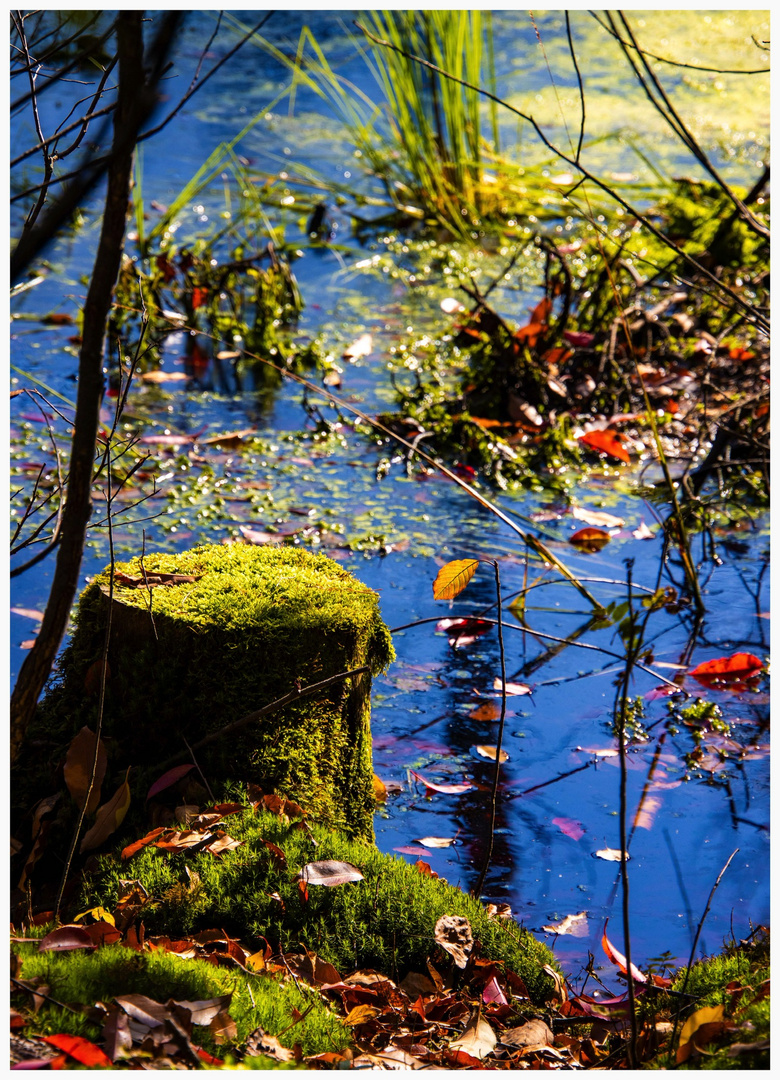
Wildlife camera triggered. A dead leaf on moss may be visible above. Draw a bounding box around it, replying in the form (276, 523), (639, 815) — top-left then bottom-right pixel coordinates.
(80, 769), (131, 853)
(64, 727), (107, 814)
(501, 1018), (554, 1049)
(449, 1008), (496, 1059)
(245, 1027), (295, 1062)
(434, 914), (473, 969)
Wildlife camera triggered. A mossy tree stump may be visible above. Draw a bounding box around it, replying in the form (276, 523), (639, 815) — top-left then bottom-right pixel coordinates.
(47, 544), (394, 840)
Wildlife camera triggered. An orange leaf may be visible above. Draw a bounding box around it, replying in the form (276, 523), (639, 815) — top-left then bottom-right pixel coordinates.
(542, 346), (573, 366)
(689, 652), (762, 687)
(121, 826), (168, 861)
(530, 297), (552, 325)
(579, 429), (630, 463)
(514, 322), (544, 347)
(42, 1034), (113, 1068)
(602, 921), (647, 983)
(432, 559), (479, 600)
(570, 527), (610, 553)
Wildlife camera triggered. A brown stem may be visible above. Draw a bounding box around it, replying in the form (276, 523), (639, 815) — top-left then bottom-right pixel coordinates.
(10, 12), (145, 763)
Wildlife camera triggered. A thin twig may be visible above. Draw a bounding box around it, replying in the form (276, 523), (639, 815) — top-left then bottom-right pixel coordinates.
(667, 848), (740, 1065)
(183, 736), (215, 803)
(472, 561), (507, 901)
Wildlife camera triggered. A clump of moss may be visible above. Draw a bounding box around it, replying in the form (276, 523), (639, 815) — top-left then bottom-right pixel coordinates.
(78, 799), (558, 1002)
(12, 931), (348, 1061)
(25, 544), (394, 841)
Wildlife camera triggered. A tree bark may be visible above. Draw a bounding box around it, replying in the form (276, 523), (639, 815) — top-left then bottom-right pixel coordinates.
(10, 12), (147, 762)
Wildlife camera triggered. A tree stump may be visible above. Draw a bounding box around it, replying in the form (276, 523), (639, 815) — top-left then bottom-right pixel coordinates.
(46, 544), (394, 840)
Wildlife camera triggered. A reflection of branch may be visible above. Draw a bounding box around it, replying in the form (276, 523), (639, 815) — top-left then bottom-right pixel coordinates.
(10, 16), (117, 111)
(565, 13), (585, 163)
(354, 20), (768, 333)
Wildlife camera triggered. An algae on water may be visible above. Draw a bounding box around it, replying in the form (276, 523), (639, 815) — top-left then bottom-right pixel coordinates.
(37, 544), (394, 840)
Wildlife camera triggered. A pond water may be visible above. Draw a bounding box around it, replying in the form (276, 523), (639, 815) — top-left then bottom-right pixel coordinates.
(11, 11), (769, 984)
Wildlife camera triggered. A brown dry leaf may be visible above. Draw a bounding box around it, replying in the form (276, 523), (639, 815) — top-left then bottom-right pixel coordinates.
(173, 995), (232, 1027)
(542, 911), (589, 937)
(449, 1009), (497, 1060)
(343, 1004), (381, 1026)
(155, 830), (213, 852)
(298, 860), (364, 886)
(245, 1027), (294, 1062)
(343, 333), (372, 360)
(200, 428), (256, 448)
(79, 770), (131, 853)
(475, 745), (509, 763)
(485, 903), (512, 921)
(64, 727), (107, 815)
(469, 702), (500, 721)
(209, 1009), (238, 1044)
(501, 1018), (554, 1049)
(434, 914), (473, 969)
(543, 964), (568, 1005)
(571, 506), (625, 528)
(677, 1005), (726, 1064)
(205, 833), (243, 856)
(399, 971), (436, 997)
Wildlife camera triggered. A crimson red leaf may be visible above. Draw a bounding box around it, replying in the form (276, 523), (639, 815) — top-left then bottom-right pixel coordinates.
(563, 330), (595, 347)
(552, 816), (585, 841)
(146, 764), (195, 801)
(579, 429), (630, 463)
(689, 652), (762, 687)
(41, 1035), (112, 1068)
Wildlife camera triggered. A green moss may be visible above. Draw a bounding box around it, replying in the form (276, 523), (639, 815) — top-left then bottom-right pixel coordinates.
(31, 544), (394, 841)
(79, 799), (558, 1001)
(12, 935), (348, 1061)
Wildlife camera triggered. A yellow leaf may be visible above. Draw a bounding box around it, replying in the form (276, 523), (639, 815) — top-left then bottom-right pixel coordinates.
(373, 774), (387, 802)
(678, 1005), (725, 1061)
(80, 769), (131, 853)
(343, 1005), (381, 1026)
(432, 559), (479, 601)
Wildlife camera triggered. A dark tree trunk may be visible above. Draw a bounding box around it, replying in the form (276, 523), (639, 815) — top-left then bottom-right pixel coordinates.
(10, 12), (147, 761)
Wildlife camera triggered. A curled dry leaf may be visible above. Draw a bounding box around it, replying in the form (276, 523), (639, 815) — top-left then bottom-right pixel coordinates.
(570, 526), (611, 552)
(432, 558), (479, 600)
(500, 1018), (554, 1049)
(602, 921), (646, 983)
(485, 902), (512, 921)
(449, 1009), (497, 1059)
(434, 914), (473, 969)
(298, 860), (364, 886)
(475, 745), (509, 763)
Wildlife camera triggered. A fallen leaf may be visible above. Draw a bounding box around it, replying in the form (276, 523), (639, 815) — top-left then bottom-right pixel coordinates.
(373, 774), (387, 802)
(579, 428), (630, 463)
(571, 506), (625, 528)
(343, 1004), (381, 1026)
(633, 520), (656, 540)
(146, 763), (195, 801)
(79, 769), (131, 853)
(298, 860), (364, 886)
(38, 925), (95, 952)
(602, 921), (646, 982)
(245, 1027), (295, 1061)
(200, 428), (256, 448)
(10, 607), (44, 621)
(449, 1009), (496, 1059)
(41, 1035), (112, 1068)
(140, 370), (189, 383)
(239, 525), (283, 545)
(677, 1004), (726, 1064)
(432, 559), (480, 600)
(343, 333), (372, 360)
(413, 836), (455, 848)
(474, 745), (509, 762)
(493, 677), (531, 696)
(435, 914), (473, 968)
(543, 911), (589, 937)
(437, 616), (492, 647)
(485, 903), (512, 921)
(410, 771), (473, 795)
(563, 330), (595, 348)
(482, 976), (508, 1006)
(689, 652), (763, 687)
(595, 847), (629, 862)
(501, 1018), (554, 1049)
(552, 816), (585, 841)
(64, 727), (107, 814)
(470, 702), (501, 721)
(570, 526), (611, 552)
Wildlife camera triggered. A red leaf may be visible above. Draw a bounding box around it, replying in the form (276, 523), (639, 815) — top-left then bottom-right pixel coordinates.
(410, 771), (473, 795)
(602, 921), (647, 983)
(729, 346), (754, 361)
(552, 816), (585, 841)
(563, 330), (595, 348)
(38, 925), (95, 952)
(542, 346), (573, 366)
(146, 764), (195, 800)
(437, 617), (492, 647)
(530, 297), (553, 325)
(191, 287), (208, 310)
(579, 429), (630, 463)
(414, 859), (439, 879)
(689, 652), (763, 687)
(515, 321), (545, 347)
(41, 1035), (112, 1068)
(570, 527), (611, 552)
(155, 254), (177, 283)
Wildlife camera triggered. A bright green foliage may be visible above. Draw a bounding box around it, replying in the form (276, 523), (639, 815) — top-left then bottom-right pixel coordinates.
(12, 932), (348, 1061)
(79, 799), (558, 1001)
(33, 545), (394, 841)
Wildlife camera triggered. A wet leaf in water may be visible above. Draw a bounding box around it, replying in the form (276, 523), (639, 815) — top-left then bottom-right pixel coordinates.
(493, 677), (531, 696)
(579, 428), (630, 463)
(474, 745), (509, 762)
(470, 702), (501, 721)
(552, 816), (585, 841)
(689, 652), (762, 687)
(410, 771), (473, 795)
(570, 526), (611, 552)
(571, 506), (625, 528)
(633, 520), (657, 540)
(413, 836), (455, 848)
(343, 333), (372, 360)
(432, 559), (480, 600)
(437, 616), (492, 647)
(543, 911), (589, 937)
(595, 847), (630, 862)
